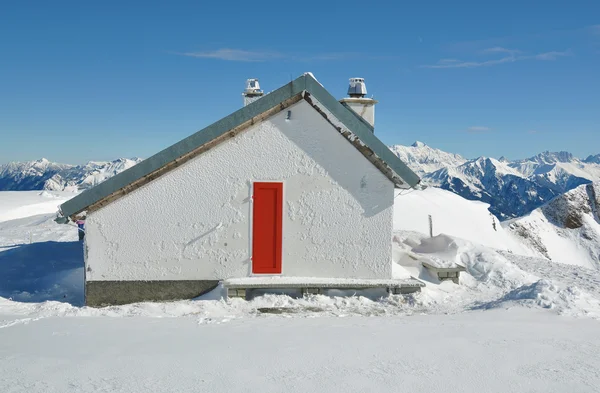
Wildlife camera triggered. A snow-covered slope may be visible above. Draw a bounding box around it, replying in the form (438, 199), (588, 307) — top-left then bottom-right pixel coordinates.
(394, 187), (527, 252)
(505, 182), (600, 270)
(0, 158), (142, 192)
(0, 191), (75, 223)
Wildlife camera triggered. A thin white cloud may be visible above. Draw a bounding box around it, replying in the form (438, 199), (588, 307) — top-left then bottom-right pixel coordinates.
(446, 25), (599, 54)
(421, 50), (571, 69)
(466, 126), (491, 133)
(302, 52), (359, 61)
(438, 58), (460, 64)
(533, 50), (571, 60)
(528, 130), (540, 134)
(176, 48), (378, 62)
(422, 56), (516, 69)
(178, 49), (283, 62)
(482, 47), (521, 55)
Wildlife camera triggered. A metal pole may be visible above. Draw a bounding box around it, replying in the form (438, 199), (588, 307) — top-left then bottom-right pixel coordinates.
(428, 215), (433, 238)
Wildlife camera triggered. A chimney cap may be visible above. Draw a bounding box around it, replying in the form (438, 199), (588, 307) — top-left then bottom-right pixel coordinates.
(243, 78), (264, 97)
(348, 77), (367, 98)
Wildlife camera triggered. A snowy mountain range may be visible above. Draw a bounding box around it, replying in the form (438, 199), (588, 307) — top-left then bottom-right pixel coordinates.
(2, 142), (600, 220)
(391, 142), (600, 219)
(0, 158), (142, 192)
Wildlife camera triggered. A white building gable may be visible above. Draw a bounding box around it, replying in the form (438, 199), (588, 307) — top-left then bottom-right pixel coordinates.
(85, 99), (394, 282)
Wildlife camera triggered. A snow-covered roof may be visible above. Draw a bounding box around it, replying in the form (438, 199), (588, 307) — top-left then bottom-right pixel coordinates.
(58, 73), (420, 219)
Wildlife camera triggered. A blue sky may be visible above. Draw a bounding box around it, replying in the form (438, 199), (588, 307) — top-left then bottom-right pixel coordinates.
(1, 1), (598, 164)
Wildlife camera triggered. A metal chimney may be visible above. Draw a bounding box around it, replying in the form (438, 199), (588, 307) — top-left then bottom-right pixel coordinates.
(347, 78), (367, 98)
(340, 78), (378, 129)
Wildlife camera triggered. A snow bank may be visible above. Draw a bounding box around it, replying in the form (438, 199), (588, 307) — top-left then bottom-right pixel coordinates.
(391, 229), (600, 319)
(0, 287), (429, 322)
(474, 280), (600, 318)
(394, 187), (528, 252)
(411, 234), (462, 268)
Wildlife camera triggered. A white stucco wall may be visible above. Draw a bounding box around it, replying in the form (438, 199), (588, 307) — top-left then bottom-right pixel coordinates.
(85, 99), (394, 281)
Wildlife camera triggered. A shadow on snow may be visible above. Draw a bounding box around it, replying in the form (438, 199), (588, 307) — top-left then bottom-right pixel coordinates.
(0, 241), (84, 306)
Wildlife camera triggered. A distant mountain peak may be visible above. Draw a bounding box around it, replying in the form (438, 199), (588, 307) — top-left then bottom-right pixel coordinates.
(0, 157), (142, 192)
(531, 151), (574, 164)
(584, 154), (600, 164)
(389, 142), (467, 178)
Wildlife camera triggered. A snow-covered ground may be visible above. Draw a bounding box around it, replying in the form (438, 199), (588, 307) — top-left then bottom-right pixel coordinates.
(0, 190), (75, 222)
(1, 189), (600, 392)
(3, 309), (600, 393)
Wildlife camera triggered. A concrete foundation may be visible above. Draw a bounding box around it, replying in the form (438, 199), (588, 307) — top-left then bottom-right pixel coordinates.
(223, 277), (425, 299)
(85, 280), (219, 307)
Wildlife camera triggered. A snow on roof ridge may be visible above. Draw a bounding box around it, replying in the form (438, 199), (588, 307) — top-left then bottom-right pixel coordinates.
(303, 72), (324, 88)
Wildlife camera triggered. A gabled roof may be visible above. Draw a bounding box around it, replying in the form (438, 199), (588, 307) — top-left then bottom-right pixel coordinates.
(59, 73), (420, 219)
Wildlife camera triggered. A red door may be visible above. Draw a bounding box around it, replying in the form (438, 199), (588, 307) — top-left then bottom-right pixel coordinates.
(252, 182), (283, 274)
